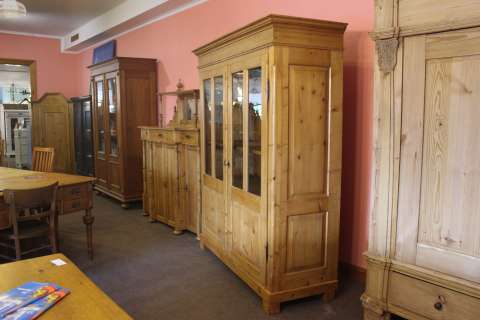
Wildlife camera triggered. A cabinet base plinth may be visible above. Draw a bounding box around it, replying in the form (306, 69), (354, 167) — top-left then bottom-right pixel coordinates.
(262, 300), (280, 315)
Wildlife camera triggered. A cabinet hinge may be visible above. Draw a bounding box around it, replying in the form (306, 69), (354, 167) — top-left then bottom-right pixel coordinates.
(265, 243), (269, 261)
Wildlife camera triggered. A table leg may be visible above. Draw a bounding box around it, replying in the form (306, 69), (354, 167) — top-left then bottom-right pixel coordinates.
(82, 208), (95, 260)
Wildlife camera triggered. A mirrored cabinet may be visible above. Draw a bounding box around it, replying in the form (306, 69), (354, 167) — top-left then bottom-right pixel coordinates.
(141, 82), (201, 234)
(195, 15), (346, 313)
(90, 57), (157, 208)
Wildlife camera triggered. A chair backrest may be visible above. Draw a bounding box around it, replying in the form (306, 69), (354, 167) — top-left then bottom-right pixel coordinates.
(32, 147), (55, 172)
(4, 182), (58, 225)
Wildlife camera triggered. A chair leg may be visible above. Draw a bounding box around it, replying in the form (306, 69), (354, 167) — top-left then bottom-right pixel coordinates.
(14, 238), (21, 260)
(51, 217), (58, 253)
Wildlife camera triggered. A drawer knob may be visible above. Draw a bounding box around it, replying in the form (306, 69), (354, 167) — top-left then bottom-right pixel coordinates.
(434, 295), (446, 311)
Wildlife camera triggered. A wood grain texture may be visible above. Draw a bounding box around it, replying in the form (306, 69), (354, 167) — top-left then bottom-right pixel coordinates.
(394, 35), (426, 264)
(0, 254), (131, 319)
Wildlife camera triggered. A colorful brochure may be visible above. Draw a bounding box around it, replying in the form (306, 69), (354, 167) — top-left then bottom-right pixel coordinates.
(0, 282), (60, 318)
(3, 288), (70, 320)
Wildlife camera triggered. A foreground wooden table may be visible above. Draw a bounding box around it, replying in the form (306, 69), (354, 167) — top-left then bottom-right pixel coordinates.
(0, 167), (95, 258)
(0, 254), (131, 319)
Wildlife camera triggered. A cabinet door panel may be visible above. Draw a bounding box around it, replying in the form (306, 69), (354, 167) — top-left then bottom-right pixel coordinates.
(183, 145), (200, 233)
(227, 53), (268, 285)
(397, 29), (480, 282)
(202, 177), (225, 251)
(276, 47), (340, 290)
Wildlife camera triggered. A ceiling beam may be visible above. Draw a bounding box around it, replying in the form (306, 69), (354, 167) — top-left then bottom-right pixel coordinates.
(61, 0), (207, 53)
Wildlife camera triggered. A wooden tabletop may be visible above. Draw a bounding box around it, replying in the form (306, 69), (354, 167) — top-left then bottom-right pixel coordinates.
(0, 254), (131, 319)
(0, 167), (95, 192)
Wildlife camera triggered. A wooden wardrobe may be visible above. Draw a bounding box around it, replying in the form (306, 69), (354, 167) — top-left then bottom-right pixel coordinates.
(363, 1), (480, 319)
(32, 93), (75, 173)
(194, 15), (346, 313)
(72, 95), (94, 177)
(141, 84), (200, 234)
(90, 58), (157, 208)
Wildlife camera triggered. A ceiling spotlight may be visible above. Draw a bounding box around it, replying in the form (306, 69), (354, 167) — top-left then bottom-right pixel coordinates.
(0, 0), (27, 19)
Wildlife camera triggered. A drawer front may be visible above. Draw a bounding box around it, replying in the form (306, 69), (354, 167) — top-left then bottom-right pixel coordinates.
(143, 129), (175, 144)
(179, 131), (198, 145)
(61, 184), (89, 201)
(389, 272), (480, 320)
(60, 198), (90, 214)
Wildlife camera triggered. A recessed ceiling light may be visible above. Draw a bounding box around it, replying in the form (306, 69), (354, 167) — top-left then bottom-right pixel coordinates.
(0, 0), (27, 19)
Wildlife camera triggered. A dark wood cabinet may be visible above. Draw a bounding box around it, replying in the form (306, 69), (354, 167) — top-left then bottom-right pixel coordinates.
(72, 95), (94, 177)
(89, 57), (157, 208)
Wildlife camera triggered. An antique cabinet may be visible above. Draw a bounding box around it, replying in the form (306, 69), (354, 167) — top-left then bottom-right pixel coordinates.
(363, 1), (480, 320)
(72, 95), (94, 177)
(141, 82), (200, 234)
(194, 15), (346, 313)
(32, 93), (75, 173)
(90, 58), (157, 208)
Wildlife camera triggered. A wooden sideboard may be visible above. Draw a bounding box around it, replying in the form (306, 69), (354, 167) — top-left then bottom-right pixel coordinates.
(141, 83), (201, 235)
(141, 127), (200, 234)
(0, 167), (95, 259)
(194, 15), (346, 313)
(363, 1), (480, 319)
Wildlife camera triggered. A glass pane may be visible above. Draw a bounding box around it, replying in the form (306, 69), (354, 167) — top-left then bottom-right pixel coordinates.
(214, 76), (224, 181)
(232, 71), (244, 189)
(107, 77), (118, 156)
(203, 79), (212, 175)
(96, 80), (105, 153)
(248, 67), (262, 196)
(185, 97), (195, 121)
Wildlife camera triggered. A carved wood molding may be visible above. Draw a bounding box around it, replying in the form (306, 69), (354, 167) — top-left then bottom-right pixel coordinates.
(376, 38), (399, 73)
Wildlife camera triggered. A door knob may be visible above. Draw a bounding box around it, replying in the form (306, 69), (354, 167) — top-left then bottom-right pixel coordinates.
(224, 160), (230, 168)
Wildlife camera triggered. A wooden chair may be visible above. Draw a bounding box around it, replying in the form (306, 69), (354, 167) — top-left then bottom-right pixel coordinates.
(32, 147), (55, 172)
(0, 182), (58, 261)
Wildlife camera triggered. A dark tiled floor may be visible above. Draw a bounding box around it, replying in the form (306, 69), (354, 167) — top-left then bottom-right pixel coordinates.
(35, 195), (365, 319)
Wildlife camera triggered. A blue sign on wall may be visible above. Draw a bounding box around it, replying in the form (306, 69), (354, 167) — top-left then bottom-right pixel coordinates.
(93, 40), (117, 64)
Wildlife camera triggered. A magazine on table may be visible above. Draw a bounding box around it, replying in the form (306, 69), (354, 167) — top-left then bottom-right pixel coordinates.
(0, 282), (69, 320)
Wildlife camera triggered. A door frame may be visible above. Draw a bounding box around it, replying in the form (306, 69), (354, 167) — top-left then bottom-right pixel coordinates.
(0, 58), (37, 100)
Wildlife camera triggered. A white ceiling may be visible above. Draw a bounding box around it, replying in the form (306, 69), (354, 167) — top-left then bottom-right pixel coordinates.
(0, 0), (206, 52)
(0, 0), (127, 37)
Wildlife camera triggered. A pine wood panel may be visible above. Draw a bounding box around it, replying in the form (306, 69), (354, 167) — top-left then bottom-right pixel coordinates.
(395, 36), (426, 264)
(287, 65), (328, 199)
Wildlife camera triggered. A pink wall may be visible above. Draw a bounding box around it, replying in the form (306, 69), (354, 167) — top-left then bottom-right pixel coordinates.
(2, 0), (374, 269)
(0, 33), (83, 99)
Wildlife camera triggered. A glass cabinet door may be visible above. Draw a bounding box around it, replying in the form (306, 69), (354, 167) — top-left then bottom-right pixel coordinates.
(203, 79), (212, 176)
(202, 75), (225, 182)
(231, 71), (244, 189)
(247, 67), (262, 196)
(107, 76), (118, 158)
(229, 67), (262, 196)
(95, 79), (105, 154)
(214, 76), (224, 181)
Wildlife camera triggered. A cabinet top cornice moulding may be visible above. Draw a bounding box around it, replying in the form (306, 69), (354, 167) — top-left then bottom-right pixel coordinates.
(193, 14), (347, 57)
